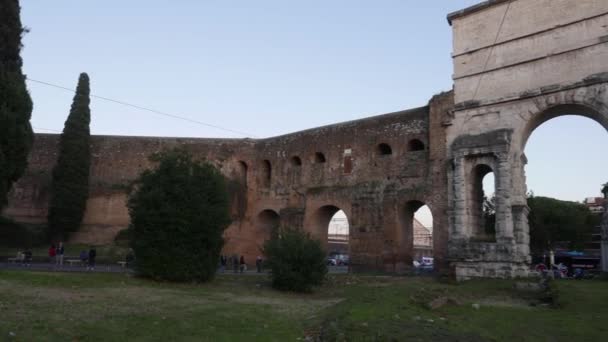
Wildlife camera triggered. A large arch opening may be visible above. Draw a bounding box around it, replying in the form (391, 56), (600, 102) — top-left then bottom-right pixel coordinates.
(311, 205), (350, 265)
(400, 201), (434, 270)
(523, 111), (608, 267)
(256, 209), (280, 240)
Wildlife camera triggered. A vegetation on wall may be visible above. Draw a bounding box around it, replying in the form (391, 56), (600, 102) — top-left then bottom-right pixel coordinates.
(0, 0), (34, 209)
(47, 73), (91, 239)
(263, 228), (327, 292)
(127, 148), (231, 282)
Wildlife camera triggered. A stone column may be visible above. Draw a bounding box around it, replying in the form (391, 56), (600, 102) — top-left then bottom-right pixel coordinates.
(451, 156), (467, 239)
(495, 154), (514, 242)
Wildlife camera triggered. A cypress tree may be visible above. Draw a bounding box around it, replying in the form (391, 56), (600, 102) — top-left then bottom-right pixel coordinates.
(0, 0), (34, 208)
(48, 73), (91, 239)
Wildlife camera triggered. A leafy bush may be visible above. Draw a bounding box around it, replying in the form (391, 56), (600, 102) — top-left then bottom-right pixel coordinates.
(127, 149), (231, 282)
(113, 228), (130, 246)
(0, 216), (47, 247)
(263, 228), (327, 292)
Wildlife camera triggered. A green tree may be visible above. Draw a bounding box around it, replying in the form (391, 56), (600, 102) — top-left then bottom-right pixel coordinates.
(263, 228), (327, 292)
(0, 0), (34, 209)
(47, 73), (91, 239)
(602, 182), (608, 198)
(483, 195), (496, 236)
(128, 149), (231, 282)
(528, 196), (599, 252)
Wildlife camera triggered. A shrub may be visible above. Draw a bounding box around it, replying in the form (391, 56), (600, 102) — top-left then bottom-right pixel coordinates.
(0, 216), (47, 247)
(127, 148), (231, 282)
(263, 228), (327, 292)
(113, 228), (130, 246)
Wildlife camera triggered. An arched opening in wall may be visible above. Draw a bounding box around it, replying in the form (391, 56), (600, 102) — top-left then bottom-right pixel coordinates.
(408, 139), (425, 151)
(312, 205), (349, 265)
(261, 160), (271, 188)
(469, 164), (496, 242)
(290, 156), (302, 167)
(237, 161), (248, 186)
(377, 143), (392, 156)
(256, 209), (281, 241)
(314, 152), (326, 164)
(523, 112), (608, 261)
(400, 201), (434, 269)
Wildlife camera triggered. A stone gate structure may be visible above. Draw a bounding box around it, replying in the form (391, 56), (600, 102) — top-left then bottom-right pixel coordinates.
(5, 0), (608, 279)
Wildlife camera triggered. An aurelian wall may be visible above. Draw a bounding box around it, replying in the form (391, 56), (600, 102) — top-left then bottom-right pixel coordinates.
(5, 93), (453, 270)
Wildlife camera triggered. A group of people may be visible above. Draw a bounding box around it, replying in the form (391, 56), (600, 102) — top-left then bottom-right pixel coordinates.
(48, 242), (65, 265)
(218, 254), (264, 273)
(48, 243), (97, 270)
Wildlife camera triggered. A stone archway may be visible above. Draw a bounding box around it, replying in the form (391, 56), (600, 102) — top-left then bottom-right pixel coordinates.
(306, 204), (351, 252)
(447, 87), (608, 279)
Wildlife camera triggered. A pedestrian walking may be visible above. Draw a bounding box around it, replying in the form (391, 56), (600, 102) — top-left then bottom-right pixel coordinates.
(88, 246), (97, 270)
(239, 255), (246, 273)
(232, 254), (239, 273)
(79, 250), (88, 267)
(56, 242), (65, 266)
(256, 255), (263, 273)
(48, 244), (56, 265)
(219, 255), (227, 273)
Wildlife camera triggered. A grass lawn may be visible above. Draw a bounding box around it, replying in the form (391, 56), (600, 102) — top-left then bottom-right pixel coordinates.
(0, 271), (607, 341)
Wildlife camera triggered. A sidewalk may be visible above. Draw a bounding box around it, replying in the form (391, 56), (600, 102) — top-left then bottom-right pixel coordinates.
(0, 261), (129, 273)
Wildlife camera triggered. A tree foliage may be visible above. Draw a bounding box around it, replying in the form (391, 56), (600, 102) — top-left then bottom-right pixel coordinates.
(263, 228), (327, 292)
(48, 73), (91, 239)
(0, 0), (34, 208)
(528, 196), (599, 252)
(128, 149), (231, 282)
(602, 182), (608, 198)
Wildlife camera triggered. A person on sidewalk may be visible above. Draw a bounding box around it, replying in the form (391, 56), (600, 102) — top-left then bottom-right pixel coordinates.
(87, 246), (97, 270)
(232, 254), (239, 273)
(56, 242), (65, 266)
(79, 250), (88, 267)
(256, 255), (263, 273)
(239, 255), (246, 273)
(48, 244), (56, 265)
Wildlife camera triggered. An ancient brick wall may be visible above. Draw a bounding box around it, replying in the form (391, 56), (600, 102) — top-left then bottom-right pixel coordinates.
(4, 96), (452, 271)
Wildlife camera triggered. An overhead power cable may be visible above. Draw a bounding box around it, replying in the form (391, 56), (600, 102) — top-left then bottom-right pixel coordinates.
(33, 126), (62, 133)
(26, 77), (256, 138)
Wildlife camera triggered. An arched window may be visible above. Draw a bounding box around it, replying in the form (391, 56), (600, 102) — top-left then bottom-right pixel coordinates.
(408, 139), (425, 151)
(237, 161), (248, 185)
(314, 152), (326, 164)
(290, 156), (302, 166)
(257, 209), (280, 239)
(377, 143), (392, 156)
(469, 164), (496, 242)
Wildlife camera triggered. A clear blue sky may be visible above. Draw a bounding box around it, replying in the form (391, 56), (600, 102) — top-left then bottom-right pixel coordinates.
(20, 1), (608, 204)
